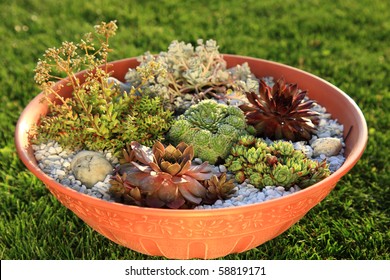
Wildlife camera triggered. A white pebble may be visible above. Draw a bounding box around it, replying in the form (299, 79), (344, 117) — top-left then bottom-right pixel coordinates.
(219, 165), (227, 173)
(68, 175), (75, 181)
(59, 151), (69, 157)
(48, 147), (57, 154)
(47, 155), (61, 161)
(193, 158), (203, 165)
(56, 170), (66, 176)
(256, 192), (265, 201)
(34, 152), (45, 161)
(79, 185), (87, 193)
(214, 200), (223, 205)
(94, 181), (107, 188)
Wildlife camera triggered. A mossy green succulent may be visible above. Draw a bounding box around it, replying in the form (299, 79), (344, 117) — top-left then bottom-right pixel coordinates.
(168, 99), (248, 164)
(225, 135), (330, 189)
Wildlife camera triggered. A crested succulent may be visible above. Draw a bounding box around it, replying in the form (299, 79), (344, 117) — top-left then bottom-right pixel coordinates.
(125, 39), (257, 114)
(239, 77), (320, 141)
(203, 173), (236, 204)
(110, 141), (217, 209)
(225, 135), (330, 189)
(167, 99), (248, 164)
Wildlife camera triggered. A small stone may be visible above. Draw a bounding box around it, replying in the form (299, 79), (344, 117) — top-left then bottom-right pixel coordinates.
(71, 151), (113, 188)
(61, 178), (71, 186)
(47, 155), (61, 161)
(94, 181), (107, 188)
(68, 175), (76, 181)
(193, 158), (203, 165)
(275, 186), (285, 195)
(59, 151), (69, 157)
(265, 189), (276, 196)
(214, 200), (223, 205)
(63, 161), (71, 169)
(312, 137), (342, 157)
(79, 185), (87, 193)
(56, 170), (66, 176)
(48, 146), (57, 155)
(35, 153), (44, 161)
(317, 131), (331, 138)
(212, 166), (220, 174)
(43, 159), (53, 166)
(219, 165), (227, 173)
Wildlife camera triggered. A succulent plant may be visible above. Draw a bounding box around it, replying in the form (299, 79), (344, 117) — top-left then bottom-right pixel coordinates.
(125, 39), (257, 114)
(31, 21), (173, 154)
(239, 77), (320, 141)
(225, 135), (330, 189)
(203, 173), (236, 204)
(109, 173), (143, 206)
(110, 141), (218, 209)
(167, 99), (248, 164)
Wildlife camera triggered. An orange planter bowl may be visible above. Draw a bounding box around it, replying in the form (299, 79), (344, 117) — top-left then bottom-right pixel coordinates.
(15, 55), (367, 259)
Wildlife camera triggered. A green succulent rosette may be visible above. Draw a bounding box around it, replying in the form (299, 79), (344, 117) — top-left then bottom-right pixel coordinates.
(168, 99), (247, 164)
(225, 135), (331, 189)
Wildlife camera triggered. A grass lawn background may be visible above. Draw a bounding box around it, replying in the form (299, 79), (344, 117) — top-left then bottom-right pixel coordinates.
(0, 0), (389, 259)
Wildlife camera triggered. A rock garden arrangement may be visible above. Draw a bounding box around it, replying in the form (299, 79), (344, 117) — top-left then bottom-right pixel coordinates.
(30, 21), (345, 210)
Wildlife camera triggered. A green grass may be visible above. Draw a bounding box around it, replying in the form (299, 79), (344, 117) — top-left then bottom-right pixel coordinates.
(1, 0), (389, 260)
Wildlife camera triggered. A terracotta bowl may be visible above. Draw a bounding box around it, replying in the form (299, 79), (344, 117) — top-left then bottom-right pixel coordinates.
(15, 55), (367, 259)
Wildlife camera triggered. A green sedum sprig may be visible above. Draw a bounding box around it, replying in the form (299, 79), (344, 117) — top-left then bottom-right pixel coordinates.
(31, 21), (173, 154)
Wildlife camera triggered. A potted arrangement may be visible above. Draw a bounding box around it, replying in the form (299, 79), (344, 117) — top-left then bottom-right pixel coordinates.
(15, 21), (367, 259)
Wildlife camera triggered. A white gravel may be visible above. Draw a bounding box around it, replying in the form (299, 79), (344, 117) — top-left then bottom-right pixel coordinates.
(32, 141), (117, 202)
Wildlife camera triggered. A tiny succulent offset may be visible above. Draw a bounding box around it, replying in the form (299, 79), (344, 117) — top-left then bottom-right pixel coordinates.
(31, 21), (343, 210)
(224, 135), (330, 189)
(168, 99), (248, 164)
